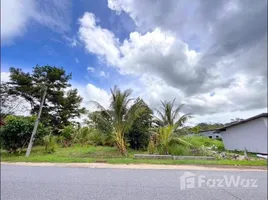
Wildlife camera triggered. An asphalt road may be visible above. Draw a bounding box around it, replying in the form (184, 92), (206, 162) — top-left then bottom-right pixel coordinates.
(1, 164), (267, 200)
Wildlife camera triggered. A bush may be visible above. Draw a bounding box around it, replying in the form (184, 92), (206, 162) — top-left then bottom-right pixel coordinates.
(88, 130), (104, 146)
(182, 136), (225, 151)
(147, 140), (155, 154)
(43, 134), (57, 153)
(59, 125), (77, 147)
(168, 144), (192, 156)
(0, 115), (49, 153)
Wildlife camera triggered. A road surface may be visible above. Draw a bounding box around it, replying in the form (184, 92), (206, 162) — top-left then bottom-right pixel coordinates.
(1, 164), (267, 200)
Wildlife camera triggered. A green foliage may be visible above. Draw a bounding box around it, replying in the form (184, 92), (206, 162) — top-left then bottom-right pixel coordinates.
(154, 99), (191, 134)
(194, 123), (224, 131)
(168, 144), (192, 156)
(7, 65), (85, 133)
(0, 115), (49, 153)
(74, 127), (91, 146)
(182, 136), (225, 151)
(147, 139), (155, 154)
(43, 134), (57, 153)
(126, 98), (153, 150)
(88, 110), (113, 136)
(191, 126), (200, 134)
(59, 125), (77, 147)
(88, 130), (104, 146)
(90, 86), (147, 156)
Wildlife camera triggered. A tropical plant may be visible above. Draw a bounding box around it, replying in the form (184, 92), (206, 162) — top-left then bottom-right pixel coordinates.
(154, 99), (191, 134)
(59, 125), (77, 147)
(147, 139), (155, 154)
(74, 127), (92, 146)
(90, 86), (146, 156)
(155, 125), (192, 155)
(191, 126), (200, 134)
(43, 134), (58, 153)
(126, 98), (153, 150)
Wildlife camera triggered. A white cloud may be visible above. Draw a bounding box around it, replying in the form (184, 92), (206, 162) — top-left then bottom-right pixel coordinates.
(87, 67), (95, 73)
(75, 58), (79, 63)
(1, 0), (71, 44)
(99, 71), (108, 77)
(74, 83), (110, 111)
(78, 12), (120, 66)
(1, 72), (10, 83)
(77, 1), (267, 124)
(1, 0), (34, 44)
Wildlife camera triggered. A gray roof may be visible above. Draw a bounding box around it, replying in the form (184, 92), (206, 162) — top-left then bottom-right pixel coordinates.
(218, 113), (268, 132)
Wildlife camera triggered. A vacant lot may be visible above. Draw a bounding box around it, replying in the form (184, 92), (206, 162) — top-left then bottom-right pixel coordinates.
(1, 145), (267, 167)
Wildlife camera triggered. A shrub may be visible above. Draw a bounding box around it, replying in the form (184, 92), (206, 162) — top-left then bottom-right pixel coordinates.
(182, 136), (225, 151)
(88, 130), (104, 146)
(59, 125), (77, 147)
(0, 115), (49, 153)
(43, 134), (57, 153)
(147, 140), (155, 154)
(168, 144), (192, 156)
(74, 127), (91, 146)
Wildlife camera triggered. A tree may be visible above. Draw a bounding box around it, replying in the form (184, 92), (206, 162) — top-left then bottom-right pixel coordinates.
(153, 125), (193, 155)
(191, 126), (200, 134)
(151, 99), (192, 155)
(0, 115), (49, 153)
(7, 65), (85, 132)
(126, 98), (153, 150)
(91, 86), (146, 156)
(154, 99), (191, 133)
(195, 122), (224, 131)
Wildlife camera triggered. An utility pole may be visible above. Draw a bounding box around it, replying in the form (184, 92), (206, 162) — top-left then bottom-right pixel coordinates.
(26, 86), (47, 157)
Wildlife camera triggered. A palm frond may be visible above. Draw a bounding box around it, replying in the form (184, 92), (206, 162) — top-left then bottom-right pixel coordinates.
(173, 113), (192, 130)
(171, 103), (184, 122)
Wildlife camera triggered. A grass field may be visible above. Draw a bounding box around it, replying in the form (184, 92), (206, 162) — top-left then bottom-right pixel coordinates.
(1, 145), (267, 167)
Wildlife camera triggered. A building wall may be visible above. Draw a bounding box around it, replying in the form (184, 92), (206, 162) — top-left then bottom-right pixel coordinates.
(200, 131), (222, 139)
(221, 117), (267, 154)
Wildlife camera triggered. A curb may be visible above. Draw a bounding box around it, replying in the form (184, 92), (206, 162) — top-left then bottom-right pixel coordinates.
(1, 162), (267, 171)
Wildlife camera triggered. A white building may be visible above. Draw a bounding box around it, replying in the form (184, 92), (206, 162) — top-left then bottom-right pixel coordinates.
(199, 130), (222, 139)
(218, 113), (268, 154)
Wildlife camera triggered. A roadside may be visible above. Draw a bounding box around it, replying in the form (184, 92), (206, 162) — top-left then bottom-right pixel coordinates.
(1, 145), (267, 168)
(1, 162), (267, 171)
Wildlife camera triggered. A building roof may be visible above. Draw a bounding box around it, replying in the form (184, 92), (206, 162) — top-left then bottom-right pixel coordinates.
(218, 113), (268, 132)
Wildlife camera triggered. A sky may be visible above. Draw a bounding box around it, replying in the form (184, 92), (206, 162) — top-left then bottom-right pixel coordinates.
(1, 0), (267, 125)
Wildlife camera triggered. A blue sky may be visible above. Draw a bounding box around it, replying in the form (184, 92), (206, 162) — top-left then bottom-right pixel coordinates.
(1, 0), (267, 124)
(1, 0), (136, 91)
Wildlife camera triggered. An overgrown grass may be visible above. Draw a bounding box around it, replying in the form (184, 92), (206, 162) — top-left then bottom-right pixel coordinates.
(182, 136), (225, 151)
(1, 145), (267, 167)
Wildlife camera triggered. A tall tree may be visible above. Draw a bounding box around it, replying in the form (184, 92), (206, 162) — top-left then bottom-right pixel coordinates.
(7, 65), (85, 132)
(91, 86), (146, 156)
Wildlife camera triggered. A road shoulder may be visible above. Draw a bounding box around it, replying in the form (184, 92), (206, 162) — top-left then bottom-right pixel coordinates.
(1, 162), (267, 171)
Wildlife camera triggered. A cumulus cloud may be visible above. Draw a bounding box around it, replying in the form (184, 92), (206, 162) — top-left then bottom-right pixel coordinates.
(77, 1), (267, 123)
(87, 67), (95, 73)
(1, 72), (11, 83)
(1, 0), (71, 44)
(99, 71), (108, 77)
(74, 83), (110, 111)
(78, 12), (120, 66)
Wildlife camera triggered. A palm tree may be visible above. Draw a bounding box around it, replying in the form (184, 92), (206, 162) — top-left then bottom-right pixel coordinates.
(152, 99), (192, 154)
(154, 99), (191, 133)
(91, 86), (146, 156)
